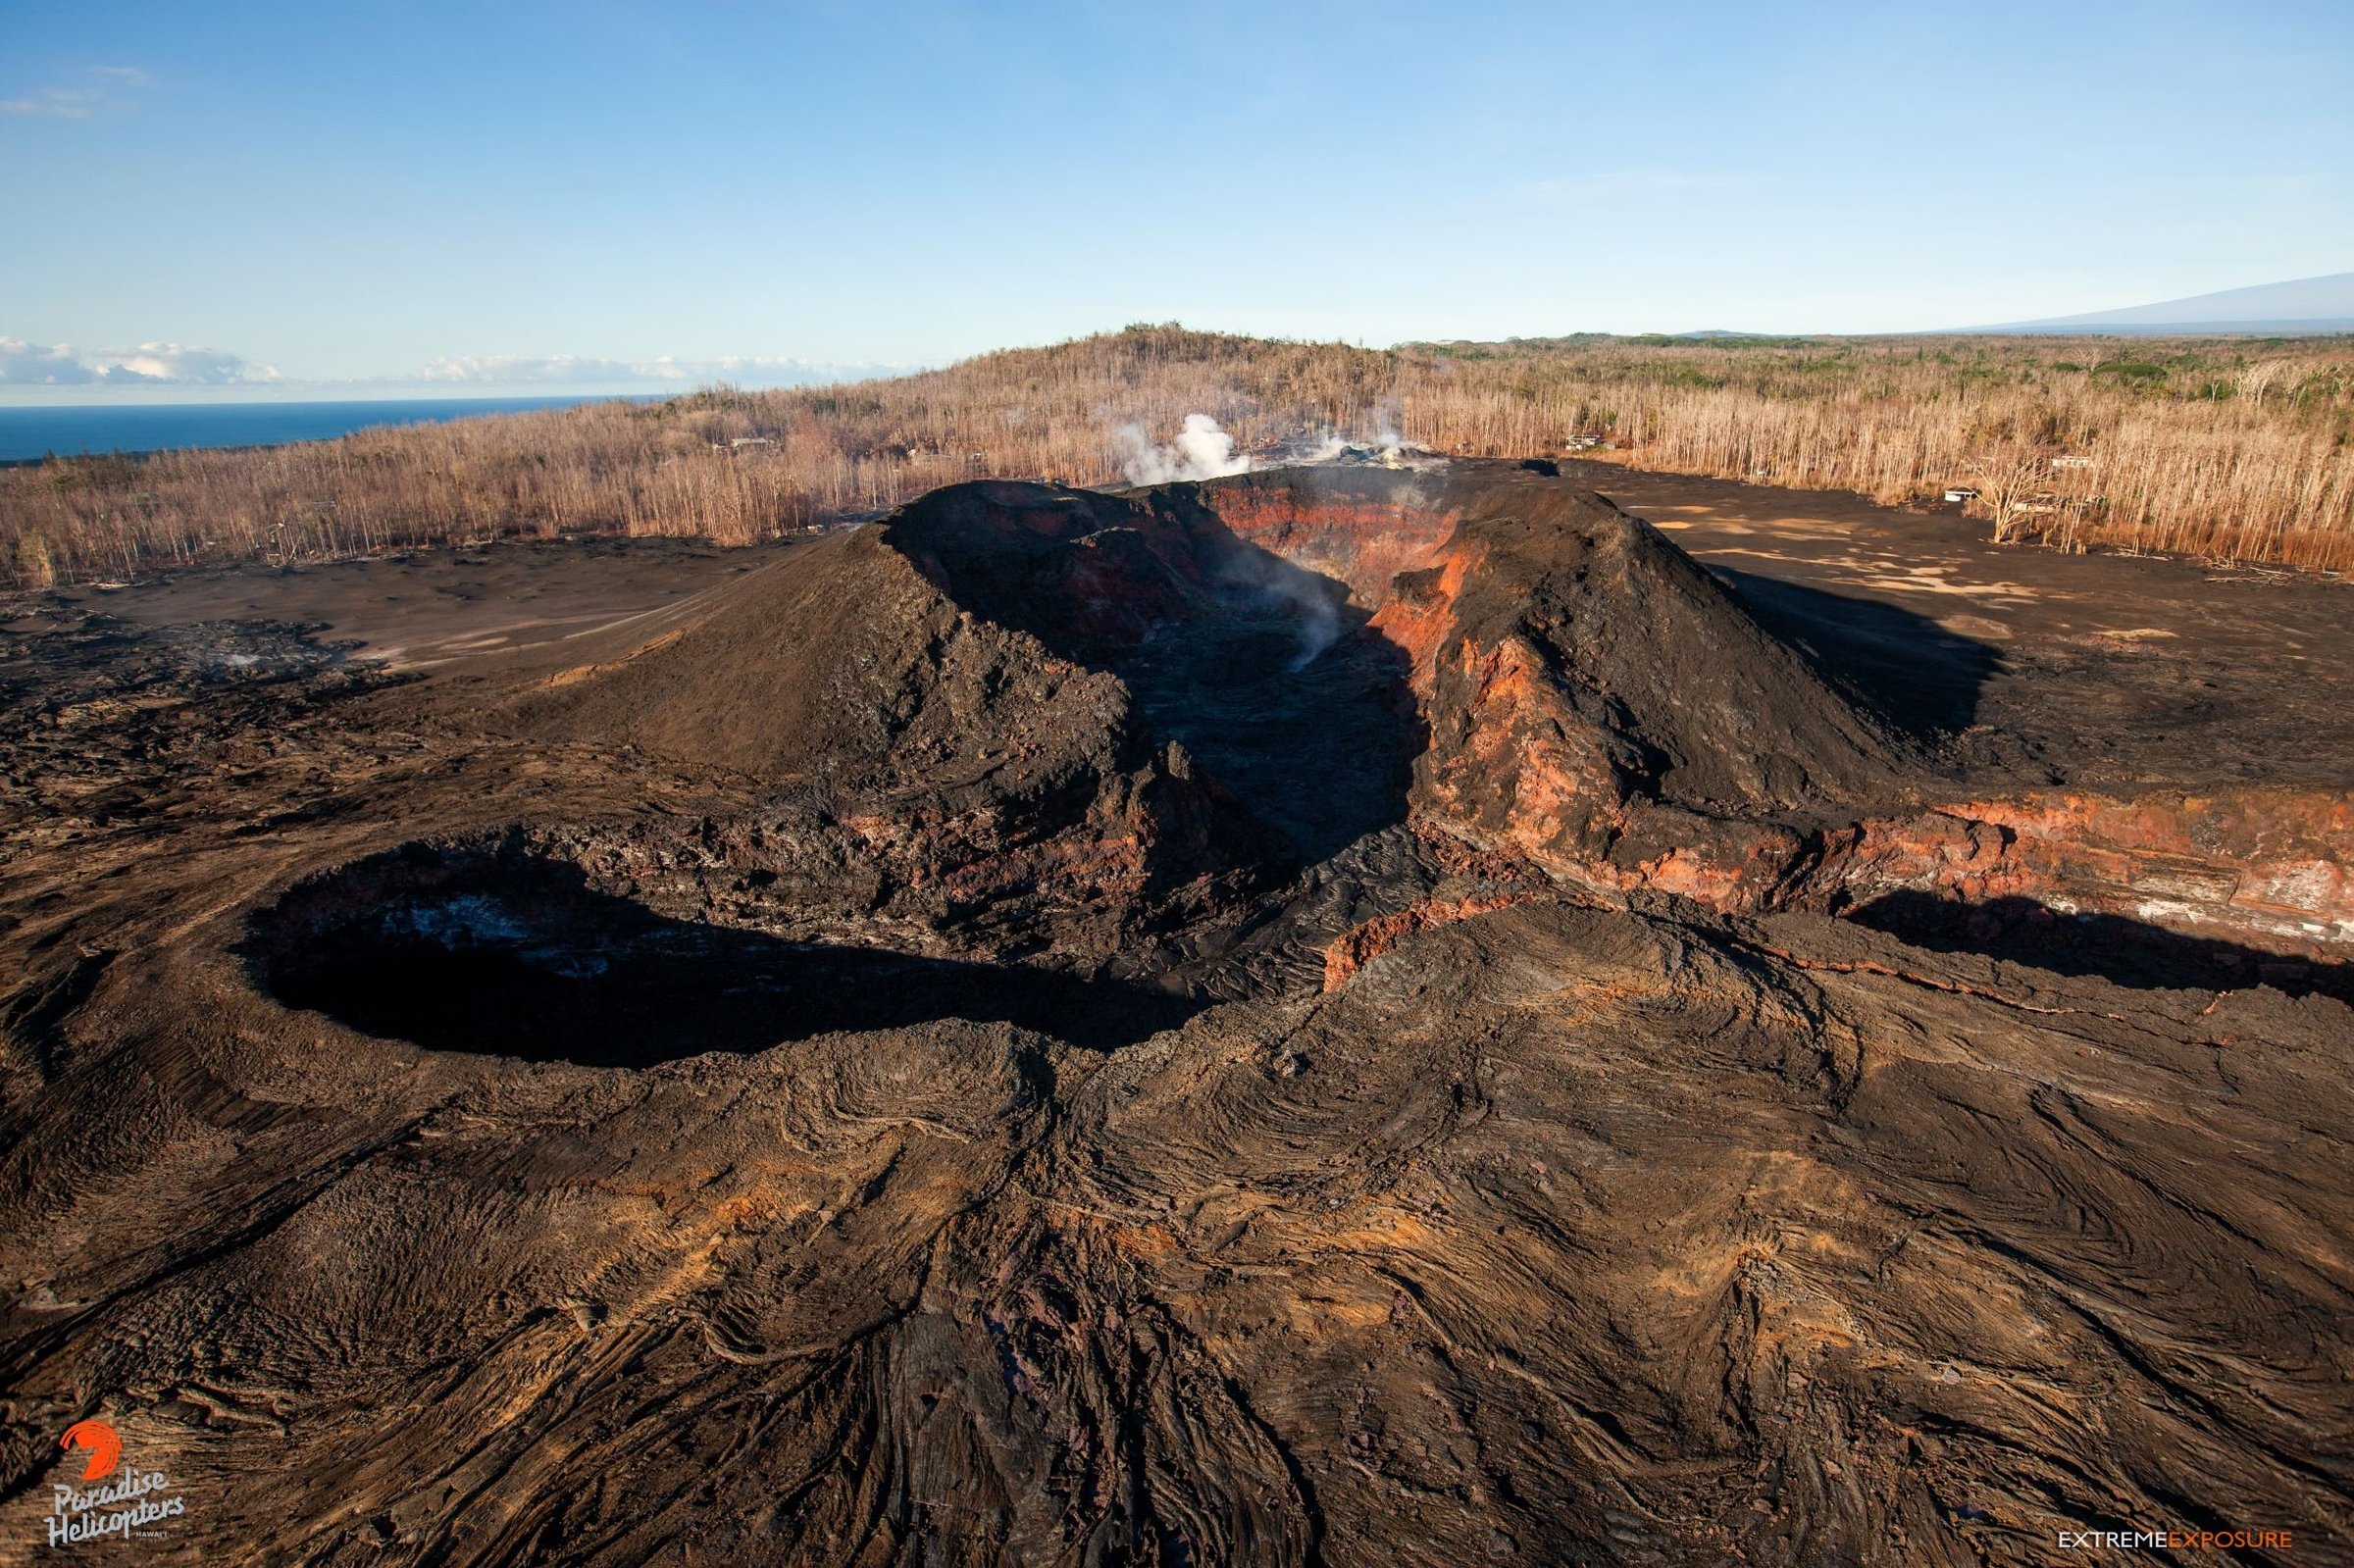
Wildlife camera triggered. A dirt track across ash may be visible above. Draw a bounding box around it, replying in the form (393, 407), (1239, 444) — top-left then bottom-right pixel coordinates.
(2, 462), (2349, 1567)
(1576, 460), (2354, 791)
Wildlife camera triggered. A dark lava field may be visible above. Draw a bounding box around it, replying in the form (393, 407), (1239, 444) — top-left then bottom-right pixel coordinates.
(2, 462), (2350, 1566)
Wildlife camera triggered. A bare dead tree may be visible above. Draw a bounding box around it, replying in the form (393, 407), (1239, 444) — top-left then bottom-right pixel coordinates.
(1967, 446), (2054, 545)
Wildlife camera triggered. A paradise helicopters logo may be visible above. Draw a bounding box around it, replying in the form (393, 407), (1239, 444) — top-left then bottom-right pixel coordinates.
(45, 1420), (187, 1547)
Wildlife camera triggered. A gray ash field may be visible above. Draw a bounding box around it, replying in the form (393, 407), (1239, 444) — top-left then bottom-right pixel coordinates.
(2, 462), (2351, 1566)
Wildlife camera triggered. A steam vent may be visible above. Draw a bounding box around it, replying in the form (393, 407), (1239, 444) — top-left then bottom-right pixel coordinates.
(6, 461), (2352, 1565)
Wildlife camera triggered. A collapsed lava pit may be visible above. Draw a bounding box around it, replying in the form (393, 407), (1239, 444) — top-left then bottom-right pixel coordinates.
(245, 837), (1206, 1062)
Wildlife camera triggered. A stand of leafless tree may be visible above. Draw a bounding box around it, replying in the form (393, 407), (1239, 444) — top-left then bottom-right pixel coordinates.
(5, 326), (2349, 587)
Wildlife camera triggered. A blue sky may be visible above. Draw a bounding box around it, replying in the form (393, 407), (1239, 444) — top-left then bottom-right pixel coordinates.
(4, 0), (2349, 396)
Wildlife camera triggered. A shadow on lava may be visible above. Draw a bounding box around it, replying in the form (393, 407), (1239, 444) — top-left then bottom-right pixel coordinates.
(1117, 615), (1420, 867)
(1121, 490), (1425, 866)
(245, 848), (1204, 1065)
(1710, 567), (2000, 741)
(899, 482), (1427, 868)
(1849, 890), (2354, 1004)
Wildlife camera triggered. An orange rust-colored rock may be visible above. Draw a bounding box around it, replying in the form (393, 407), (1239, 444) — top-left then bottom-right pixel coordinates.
(1325, 468), (1913, 917)
(1322, 892), (1523, 988)
(1198, 476), (1462, 607)
(1366, 535), (1482, 679)
(1791, 788), (2354, 958)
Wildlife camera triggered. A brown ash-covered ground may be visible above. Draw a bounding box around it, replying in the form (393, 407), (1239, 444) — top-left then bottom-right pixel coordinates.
(1, 462), (2350, 1566)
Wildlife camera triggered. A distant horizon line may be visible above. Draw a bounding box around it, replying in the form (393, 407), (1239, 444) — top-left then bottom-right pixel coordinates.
(0, 379), (921, 408)
(8, 319), (2354, 406)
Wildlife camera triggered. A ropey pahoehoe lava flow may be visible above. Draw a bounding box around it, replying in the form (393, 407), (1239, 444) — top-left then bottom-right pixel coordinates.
(2, 460), (2348, 1566)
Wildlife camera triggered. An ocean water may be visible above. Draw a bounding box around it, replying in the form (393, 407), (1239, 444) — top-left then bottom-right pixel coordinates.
(0, 395), (659, 463)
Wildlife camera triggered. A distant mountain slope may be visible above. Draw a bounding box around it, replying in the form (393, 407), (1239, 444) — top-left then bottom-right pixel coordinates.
(1976, 271), (2354, 334)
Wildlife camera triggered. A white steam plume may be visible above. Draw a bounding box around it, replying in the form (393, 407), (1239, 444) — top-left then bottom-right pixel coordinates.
(1215, 547), (1345, 670)
(1111, 413), (1252, 485)
(1273, 401), (1425, 466)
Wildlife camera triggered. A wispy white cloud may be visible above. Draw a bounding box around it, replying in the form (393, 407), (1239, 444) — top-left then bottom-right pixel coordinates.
(637, 353), (904, 385)
(0, 340), (93, 384)
(414, 353), (904, 388)
(417, 354), (641, 385)
(100, 343), (278, 384)
(1, 337), (900, 392)
(0, 337), (279, 385)
(0, 88), (108, 120)
(0, 65), (152, 120)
